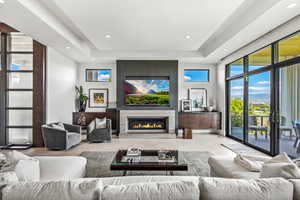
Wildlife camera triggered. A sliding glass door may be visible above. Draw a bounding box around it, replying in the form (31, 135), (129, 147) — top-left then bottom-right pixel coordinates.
(279, 63), (300, 157)
(226, 31), (300, 157)
(247, 71), (271, 151)
(228, 78), (244, 141)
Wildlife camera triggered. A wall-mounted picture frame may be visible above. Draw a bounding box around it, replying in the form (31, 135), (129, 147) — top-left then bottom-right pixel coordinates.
(89, 88), (109, 108)
(86, 69), (112, 82)
(188, 88), (207, 111)
(181, 99), (192, 112)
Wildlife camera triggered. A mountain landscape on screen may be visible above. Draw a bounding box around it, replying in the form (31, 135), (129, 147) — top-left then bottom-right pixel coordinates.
(125, 80), (169, 105)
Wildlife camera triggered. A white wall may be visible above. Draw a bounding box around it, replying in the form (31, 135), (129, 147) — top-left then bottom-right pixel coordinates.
(77, 62), (117, 112)
(216, 15), (300, 136)
(76, 61), (218, 112)
(178, 62), (218, 110)
(47, 47), (78, 123)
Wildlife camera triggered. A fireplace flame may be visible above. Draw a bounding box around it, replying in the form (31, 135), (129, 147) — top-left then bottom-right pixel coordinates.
(132, 123), (163, 129)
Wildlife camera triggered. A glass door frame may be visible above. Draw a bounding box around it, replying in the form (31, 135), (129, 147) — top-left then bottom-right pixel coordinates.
(273, 56), (300, 157)
(0, 23), (47, 147)
(226, 38), (300, 156)
(226, 63), (276, 155)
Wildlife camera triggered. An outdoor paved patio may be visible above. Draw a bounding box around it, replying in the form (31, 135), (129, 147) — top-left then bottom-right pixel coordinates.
(230, 128), (300, 158)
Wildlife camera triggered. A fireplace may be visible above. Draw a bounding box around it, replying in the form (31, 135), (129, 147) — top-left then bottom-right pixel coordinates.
(128, 117), (168, 131)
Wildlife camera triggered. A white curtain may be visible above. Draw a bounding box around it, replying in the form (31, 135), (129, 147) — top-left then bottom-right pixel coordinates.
(280, 63), (300, 126)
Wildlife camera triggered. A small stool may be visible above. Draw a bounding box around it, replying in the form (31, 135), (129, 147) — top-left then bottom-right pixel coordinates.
(183, 128), (192, 139)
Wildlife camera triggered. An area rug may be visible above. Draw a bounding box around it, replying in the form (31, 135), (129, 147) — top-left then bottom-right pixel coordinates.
(80, 151), (212, 177)
(221, 143), (263, 155)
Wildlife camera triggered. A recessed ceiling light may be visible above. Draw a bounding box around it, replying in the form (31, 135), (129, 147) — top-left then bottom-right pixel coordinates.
(287, 3), (297, 8)
(105, 34), (111, 38)
(66, 46), (71, 50)
(0, 0), (5, 4)
(185, 35), (191, 39)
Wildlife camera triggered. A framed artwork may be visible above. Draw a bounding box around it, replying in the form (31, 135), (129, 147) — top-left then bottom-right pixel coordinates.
(86, 69), (112, 82)
(89, 88), (109, 108)
(188, 88), (207, 110)
(181, 100), (192, 112)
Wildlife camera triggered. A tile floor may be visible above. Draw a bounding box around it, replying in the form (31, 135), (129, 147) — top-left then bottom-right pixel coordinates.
(24, 133), (266, 157)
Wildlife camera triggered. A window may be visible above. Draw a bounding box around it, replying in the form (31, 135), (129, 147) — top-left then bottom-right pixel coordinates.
(86, 69), (112, 82)
(184, 69), (209, 82)
(226, 30), (300, 157)
(248, 46), (272, 71)
(278, 32), (300, 62)
(228, 58), (244, 77)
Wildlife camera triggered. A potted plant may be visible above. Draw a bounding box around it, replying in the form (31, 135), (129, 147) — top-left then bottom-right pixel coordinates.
(75, 86), (89, 112)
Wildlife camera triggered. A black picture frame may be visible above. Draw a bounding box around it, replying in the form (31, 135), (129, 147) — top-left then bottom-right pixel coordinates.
(88, 88), (109, 108)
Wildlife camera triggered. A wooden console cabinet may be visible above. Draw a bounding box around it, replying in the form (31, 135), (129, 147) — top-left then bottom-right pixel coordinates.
(179, 112), (222, 130)
(72, 109), (119, 135)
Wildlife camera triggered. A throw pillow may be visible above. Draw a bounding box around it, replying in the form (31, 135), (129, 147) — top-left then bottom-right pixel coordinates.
(0, 171), (19, 200)
(265, 152), (293, 164)
(88, 120), (96, 133)
(260, 153), (300, 179)
(0, 171), (18, 183)
(95, 117), (107, 129)
(51, 123), (65, 131)
(1, 151), (40, 182)
(101, 181), (199, 200)
(0, 153), (6, 169)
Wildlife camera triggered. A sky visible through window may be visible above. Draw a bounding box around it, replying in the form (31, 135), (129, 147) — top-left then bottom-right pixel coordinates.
(97, 69), (111, 81)
(184, 70), (209, 82)
(230, 67), (270, 104)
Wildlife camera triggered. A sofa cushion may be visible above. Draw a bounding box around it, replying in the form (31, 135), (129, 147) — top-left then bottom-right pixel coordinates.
(199, 177), (293, 200)
(261, 163), (300, 179)
(35, 156), (87, 181)
(101, 181), (199, 200)
(1, 178), (102, 200)
(95, 117), (107, 129)
(100, 176), (200, 186)
(261, 153), (300, 179)
(1, 151), (40, 182)
(208, 156), (260, 179)
(289, 179), (300, 200)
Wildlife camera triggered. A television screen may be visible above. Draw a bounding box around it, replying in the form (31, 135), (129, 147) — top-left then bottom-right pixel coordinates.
(125, 80), (170, 105)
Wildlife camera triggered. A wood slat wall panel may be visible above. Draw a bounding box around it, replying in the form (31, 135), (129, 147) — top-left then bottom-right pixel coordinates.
(32, 41), (46, 147)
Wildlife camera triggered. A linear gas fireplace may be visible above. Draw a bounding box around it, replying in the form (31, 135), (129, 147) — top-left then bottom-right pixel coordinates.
(128, 117), (168, 132)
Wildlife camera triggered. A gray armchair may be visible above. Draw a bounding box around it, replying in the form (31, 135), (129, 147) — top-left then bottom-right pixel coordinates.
(41, 123), (81, 150)
(87, 119), (112, 143)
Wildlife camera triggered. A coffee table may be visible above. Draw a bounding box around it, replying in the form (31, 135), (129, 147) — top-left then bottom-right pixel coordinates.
(110, 150), (188, 176)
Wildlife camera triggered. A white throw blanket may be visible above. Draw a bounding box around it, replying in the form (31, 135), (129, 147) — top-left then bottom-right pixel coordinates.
(234, 154), (271, 172)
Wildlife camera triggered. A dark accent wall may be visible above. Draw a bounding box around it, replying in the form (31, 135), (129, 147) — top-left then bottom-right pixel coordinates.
(117, 60), (178, 133)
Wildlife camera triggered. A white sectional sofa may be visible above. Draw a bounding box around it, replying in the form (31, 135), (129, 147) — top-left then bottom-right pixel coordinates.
(1, 175), (299, 200)
(1, 153), (300, 200)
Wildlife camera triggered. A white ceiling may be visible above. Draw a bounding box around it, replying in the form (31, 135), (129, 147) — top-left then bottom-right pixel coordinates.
(47, 0), (244, 51)
(0, 0), (300, 63)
